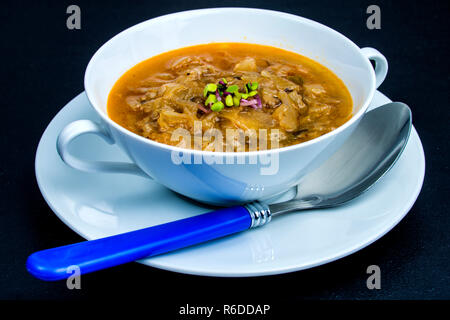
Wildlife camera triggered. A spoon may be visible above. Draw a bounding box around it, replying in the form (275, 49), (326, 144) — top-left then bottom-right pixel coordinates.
(27, 102), (412, 281)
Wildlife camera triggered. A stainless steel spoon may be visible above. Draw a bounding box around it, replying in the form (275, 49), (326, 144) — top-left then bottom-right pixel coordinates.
(268, 101), (412, 217)
(27, 102), (412, 281)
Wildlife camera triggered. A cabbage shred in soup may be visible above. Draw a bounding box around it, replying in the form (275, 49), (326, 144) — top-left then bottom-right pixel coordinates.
(107, 43), (352, 151)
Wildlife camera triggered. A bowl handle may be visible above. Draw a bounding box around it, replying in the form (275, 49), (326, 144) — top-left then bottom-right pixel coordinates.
(56, 119), (148, 178)
(361, 47), (388, 89)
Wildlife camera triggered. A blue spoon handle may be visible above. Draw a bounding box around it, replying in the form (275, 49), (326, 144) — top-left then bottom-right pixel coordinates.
(27, 206), (252, 281)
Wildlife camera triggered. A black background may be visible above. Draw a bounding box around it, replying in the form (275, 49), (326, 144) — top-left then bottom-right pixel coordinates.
(0, 0), (449, 305)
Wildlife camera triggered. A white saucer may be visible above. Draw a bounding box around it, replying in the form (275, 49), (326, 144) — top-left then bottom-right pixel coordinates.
(35, 91), (425, 277)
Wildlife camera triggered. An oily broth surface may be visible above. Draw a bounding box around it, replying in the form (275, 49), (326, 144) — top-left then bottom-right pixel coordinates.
(107, 43), (352, 151)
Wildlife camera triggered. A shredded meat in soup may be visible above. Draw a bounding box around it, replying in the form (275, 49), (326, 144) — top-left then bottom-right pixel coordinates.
(107, 43), (352, 151)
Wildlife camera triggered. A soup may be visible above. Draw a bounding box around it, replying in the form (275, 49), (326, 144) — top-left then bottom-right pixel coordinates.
(107, 43), (352, 151)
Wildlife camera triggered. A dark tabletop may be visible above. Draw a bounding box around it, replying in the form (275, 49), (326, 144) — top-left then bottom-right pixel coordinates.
(0, 0), (449, 305)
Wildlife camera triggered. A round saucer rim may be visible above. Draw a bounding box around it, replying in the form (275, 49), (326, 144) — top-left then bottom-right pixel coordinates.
(34, 91), (425, 277)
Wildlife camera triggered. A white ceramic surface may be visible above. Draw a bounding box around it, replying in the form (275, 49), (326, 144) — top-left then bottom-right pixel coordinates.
(35, 90), (425, 277)
(57, 8), (388, 205)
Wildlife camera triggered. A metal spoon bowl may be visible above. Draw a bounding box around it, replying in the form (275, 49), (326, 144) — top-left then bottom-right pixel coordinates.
(269, 102), (412, 216)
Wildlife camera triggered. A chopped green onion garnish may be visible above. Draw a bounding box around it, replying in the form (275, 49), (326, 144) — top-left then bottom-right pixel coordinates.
(225, 85), (239, 93)
(203, 80), (260, 109)
(233, 96), (240, 107)
(211, 101), (224, 112)
(206, 83), (217, 93)
(205, 94), (217, 106)
(225, 95), (233, 107)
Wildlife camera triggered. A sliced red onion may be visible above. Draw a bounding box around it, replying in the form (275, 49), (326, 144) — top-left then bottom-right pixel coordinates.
(255, 95), (262, 109)
(240, 98), (258, 107)
(215, 90), (222, 101)
(223, 91), (231, 96)
(219, 80), (226, 86)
